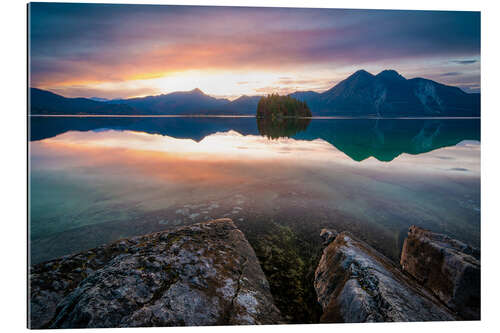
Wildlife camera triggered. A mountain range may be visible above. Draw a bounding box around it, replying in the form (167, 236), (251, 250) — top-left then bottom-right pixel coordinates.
(290, 70), (480, 117)
(30, 69), (480, 117)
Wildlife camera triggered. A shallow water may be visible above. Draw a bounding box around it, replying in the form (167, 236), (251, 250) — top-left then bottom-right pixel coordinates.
(29, 117), (480, 266)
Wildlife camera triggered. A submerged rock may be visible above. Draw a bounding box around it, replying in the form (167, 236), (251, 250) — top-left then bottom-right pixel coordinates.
(314, 231), (456, 323)
(29, 218), (282, 328)
(400, 225), (480, 320)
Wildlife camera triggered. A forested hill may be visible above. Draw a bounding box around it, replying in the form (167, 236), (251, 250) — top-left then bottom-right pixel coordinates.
(257, 94), (311, 118)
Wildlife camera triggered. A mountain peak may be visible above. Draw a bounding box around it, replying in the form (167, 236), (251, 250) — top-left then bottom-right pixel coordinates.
(376, 69), (405, 81)
(191, 88), (204, 94)
(342, 70), (375, 83)
(351, 69), (373, 77)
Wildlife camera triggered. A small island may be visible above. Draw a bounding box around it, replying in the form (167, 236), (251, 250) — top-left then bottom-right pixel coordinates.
(257, 93), (312, 119)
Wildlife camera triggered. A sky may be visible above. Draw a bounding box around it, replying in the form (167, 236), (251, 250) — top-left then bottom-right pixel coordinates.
(29, 3), (480, 100)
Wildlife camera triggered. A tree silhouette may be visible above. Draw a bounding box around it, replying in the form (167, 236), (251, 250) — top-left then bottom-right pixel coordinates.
(257, 93), (312, 119)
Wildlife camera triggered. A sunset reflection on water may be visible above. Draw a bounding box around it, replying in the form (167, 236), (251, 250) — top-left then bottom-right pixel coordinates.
(29, 128), (480, 264)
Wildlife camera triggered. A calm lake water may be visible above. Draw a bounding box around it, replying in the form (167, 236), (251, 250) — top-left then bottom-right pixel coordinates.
(29, 116), (480, 266)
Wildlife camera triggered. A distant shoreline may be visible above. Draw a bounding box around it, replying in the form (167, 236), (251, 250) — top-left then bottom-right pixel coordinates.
(29, 114), (480, 120)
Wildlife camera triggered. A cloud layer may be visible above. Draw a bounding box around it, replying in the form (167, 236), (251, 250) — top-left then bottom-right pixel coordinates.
(29, 4), (481, 98)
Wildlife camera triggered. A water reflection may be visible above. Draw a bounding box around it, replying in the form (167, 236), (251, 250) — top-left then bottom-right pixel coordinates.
(257, 117), (311, 139)
(30, 116), (479, 162)
(296, 119), (480, 161)
(29, 118), (480, 266)
(29, 117), (259, 142)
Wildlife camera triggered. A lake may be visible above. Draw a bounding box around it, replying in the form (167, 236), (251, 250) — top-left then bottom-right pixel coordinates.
(28, 116), (480, 322)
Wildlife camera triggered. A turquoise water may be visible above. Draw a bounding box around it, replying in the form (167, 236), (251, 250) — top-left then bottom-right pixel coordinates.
(29, 117), (480, 264)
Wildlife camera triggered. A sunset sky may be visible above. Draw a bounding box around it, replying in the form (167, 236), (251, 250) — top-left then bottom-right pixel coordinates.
(29, 3), (480, 100)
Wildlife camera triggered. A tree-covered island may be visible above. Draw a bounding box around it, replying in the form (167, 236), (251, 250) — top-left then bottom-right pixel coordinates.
(256, 93), (312, 118)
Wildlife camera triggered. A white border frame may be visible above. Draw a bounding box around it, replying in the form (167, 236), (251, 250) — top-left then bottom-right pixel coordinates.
(1, 1), (498, 332)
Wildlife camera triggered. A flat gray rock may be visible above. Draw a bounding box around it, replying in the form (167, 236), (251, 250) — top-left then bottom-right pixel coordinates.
(29, 218), (282, 328)
(314, 231), (456, 323)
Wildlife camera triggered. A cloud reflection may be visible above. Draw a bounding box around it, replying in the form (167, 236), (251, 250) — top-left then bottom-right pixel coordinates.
(32, 129), (480, 180)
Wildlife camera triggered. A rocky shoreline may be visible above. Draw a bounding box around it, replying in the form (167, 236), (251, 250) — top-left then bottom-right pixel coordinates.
(400, 226), (480, 319)
(316, 230), (450, 322)
(29, 219), (480, 328)
(29, 219), (282, 328)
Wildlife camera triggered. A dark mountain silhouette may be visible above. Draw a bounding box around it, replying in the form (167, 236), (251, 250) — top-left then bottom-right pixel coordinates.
(30, 69), (480, 117)
(290, 69), (480, 117)
(89, 97), (111, 102)
(109, 88), (231, 115)
(288, 91), (321, 101)
(30, 87), (261, 116)
(222, 95), (262, 114)
(110, 90), (265, 115)
(30, 88), (136, 115)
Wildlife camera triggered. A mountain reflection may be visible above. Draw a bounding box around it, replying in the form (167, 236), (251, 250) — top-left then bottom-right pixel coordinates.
(294, 119), (480, 161)
(256, 117), (311, 139)
(30, 116), (479, 162)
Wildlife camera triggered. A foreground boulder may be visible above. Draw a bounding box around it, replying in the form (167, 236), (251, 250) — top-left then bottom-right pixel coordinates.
(314, 230), (456, 322)
(400, 226), (480, 320)
(29, 219), (282, 328)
